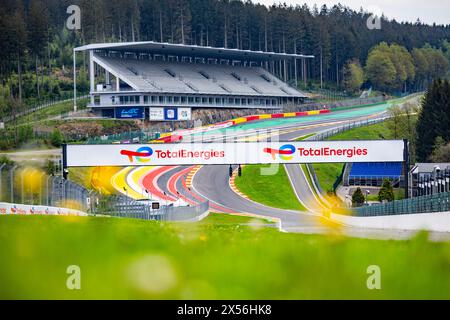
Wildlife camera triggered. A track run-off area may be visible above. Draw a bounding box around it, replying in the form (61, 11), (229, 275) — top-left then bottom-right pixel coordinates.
(109, 96), (444, 240)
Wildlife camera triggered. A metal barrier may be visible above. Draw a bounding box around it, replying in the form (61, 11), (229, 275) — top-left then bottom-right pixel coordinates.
(312, 117), (388, 141)
(2, 94), (89, 124)
(0, 165), (209, 221)
(104, 195), (210, 222)
(48, 176), (91, 212)
(354, 192), (450, 217)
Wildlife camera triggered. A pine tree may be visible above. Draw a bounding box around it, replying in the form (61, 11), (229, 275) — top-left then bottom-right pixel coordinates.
(352, 188), (366, 207)
(416, 79), (450, 162)
(378, 179), (395, 202)
(27, 0), (49, 100)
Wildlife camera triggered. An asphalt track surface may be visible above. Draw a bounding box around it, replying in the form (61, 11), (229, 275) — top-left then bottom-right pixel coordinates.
(190, 100), (450, 240)
(192, 106), (387, 234)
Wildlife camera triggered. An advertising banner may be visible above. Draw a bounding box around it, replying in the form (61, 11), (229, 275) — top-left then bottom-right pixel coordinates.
(0, 202), (87, 216)
(164, 108), (178, 121)
(149, 107), (164, 121)
(115, 107), (144, 119)
(178, 108), (192, 121)
(65, 141), (405, 167)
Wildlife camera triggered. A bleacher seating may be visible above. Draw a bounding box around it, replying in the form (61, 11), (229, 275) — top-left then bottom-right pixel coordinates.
(350, 162), (403, 178)
(95, 55), (305, 97)
(349, 162), (403, 187)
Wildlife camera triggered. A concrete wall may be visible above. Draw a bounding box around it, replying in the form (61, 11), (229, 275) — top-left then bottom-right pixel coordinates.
(331, 212), (450, 233)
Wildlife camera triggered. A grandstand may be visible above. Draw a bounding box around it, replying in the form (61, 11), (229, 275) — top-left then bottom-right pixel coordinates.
(346, 162), (404, 187)
(73, 42), (313, 119)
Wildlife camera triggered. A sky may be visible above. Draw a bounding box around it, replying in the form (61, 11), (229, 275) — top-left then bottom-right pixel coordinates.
(255, 0), (450, 25)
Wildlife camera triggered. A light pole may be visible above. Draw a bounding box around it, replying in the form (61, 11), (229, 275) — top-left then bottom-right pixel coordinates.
(163, 191), (168, 207)
(21, 168), (25, 204)
(9, 165), (17, 203)
(0, 163), (6, 202)
(433, 166), (441, 194)
(365, 190), (371, 205)
(123, 187), (129, 206)
(46, 175), (53, 206)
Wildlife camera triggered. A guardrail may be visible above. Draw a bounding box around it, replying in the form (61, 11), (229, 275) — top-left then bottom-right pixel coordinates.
(312, 117), (389, 141)
(354, 192), (450, 217)
(106, 197), (210, 222)
(2, 94), (89, 124)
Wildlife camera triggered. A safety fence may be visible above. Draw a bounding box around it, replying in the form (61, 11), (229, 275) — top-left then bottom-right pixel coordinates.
(86, 129), (163, 145)
(0, 165), (210, 221)
(2, 94), (89, 124)
(283, 96), (385, 113)
(101, 195), (209, 222)
(312, 117), (389, 141)
(354, 192), (450, 217)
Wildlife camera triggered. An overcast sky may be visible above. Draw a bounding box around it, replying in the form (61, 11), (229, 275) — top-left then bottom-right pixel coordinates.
(255, 0), (450, 25)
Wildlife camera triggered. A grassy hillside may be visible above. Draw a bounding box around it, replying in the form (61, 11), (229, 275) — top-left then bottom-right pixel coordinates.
(327, 121), (393, 141)
(1, 214), (450, 299)
(234, 165), (306, 211)
(313, 118), (415, 196)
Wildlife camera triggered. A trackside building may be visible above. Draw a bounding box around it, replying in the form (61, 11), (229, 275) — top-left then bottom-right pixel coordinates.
(73, 42), (313, 120)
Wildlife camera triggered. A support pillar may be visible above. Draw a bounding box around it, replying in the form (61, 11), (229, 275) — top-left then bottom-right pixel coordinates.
(73, 50), (77, 112)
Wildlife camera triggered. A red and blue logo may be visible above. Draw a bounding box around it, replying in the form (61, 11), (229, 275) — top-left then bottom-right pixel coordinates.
(121, 147), (153, 163)
(264, 144), (296, 161)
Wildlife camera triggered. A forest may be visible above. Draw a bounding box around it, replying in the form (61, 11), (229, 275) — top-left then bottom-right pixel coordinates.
(0, 0), (449, 116)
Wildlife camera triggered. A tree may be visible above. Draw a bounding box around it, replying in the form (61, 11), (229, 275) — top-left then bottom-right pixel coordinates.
(50, 129), (63, 147)
(352, 188), (365, 207)
(46, 159), (56, 176)
(430, 142), (450, 162)
(386, 104), (404, 139)
(416, 79), (450, 162)
(378, 179), (395, 202)
(0, 155), (14, 166)
(389, 44), (415, 92)
(342, 59), (364, 94)
(365, 44), (396, 92)
(27, 0), (49, 101)
(412, 48), (429, 90)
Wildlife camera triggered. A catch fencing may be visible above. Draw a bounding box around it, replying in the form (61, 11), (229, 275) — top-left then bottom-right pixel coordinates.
(354, 192), (450, 217)
(102, 195), (209, 221)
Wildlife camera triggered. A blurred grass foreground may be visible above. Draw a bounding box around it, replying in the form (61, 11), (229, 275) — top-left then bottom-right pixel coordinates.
(1, 214), (450, 299)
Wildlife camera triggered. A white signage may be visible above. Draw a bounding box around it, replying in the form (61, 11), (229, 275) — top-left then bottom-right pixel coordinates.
(0, 202), (87, 216)
(178, 108), (192, 121)
(65, 141), (405, 167)
(149, 107), (164, 121)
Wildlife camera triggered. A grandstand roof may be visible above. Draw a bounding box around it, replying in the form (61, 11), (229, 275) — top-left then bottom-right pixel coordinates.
(75, 41), (314, 62)
(93, 54), (307, 97)
(410, 163), (450, 174)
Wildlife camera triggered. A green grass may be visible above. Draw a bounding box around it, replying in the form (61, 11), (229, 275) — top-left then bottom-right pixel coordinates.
(295, 133), (316, 141)
(314, 120), (396, 195)
(13, 98), (89, 127)
(312, 163), (344, 193)
(367, 189), (406, 202)
(234, 165), (306, 211)
(1, 214), (450, 299)
(327, 121), (393, 141)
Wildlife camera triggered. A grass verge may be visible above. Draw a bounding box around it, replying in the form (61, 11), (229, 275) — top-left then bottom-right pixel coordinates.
(327, 121), (393, 141)
(312, 163), (345, 194)
(234, 165), (306, 211)
(1, 214), (449, 299)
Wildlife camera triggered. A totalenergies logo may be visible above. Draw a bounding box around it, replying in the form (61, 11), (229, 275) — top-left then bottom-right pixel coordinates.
(263, 144), (296, 161)
(121, 147), (153, 163)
